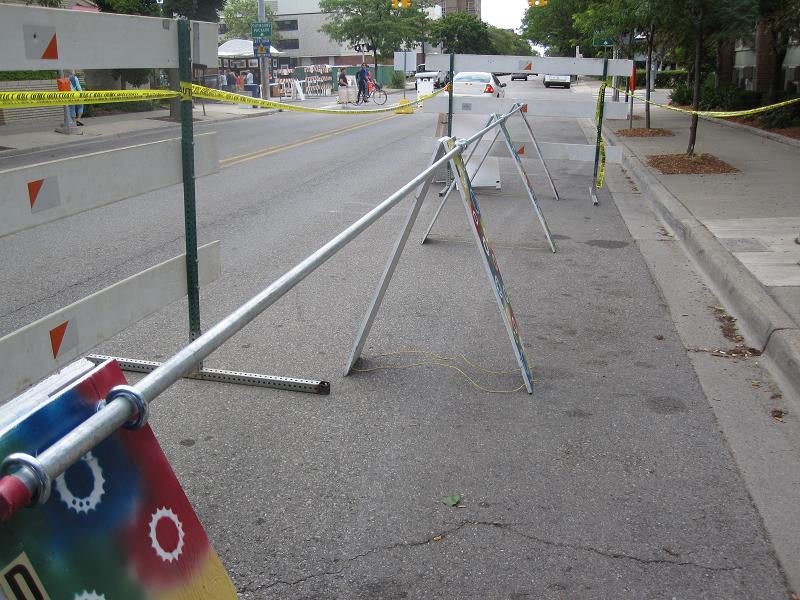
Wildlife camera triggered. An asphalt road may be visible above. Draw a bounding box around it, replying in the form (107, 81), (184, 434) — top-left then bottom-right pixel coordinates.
(0, 78), (791, 598)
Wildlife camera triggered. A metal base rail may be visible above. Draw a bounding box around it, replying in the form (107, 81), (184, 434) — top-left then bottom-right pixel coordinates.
(86, 354), (330, 395)
(1, 108), (517, 519)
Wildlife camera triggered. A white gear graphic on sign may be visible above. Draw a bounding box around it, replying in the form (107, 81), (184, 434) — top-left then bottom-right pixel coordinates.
(148, 506), (185, 562)
(74, 591), (106, 600)
(55, 451), (105, 514)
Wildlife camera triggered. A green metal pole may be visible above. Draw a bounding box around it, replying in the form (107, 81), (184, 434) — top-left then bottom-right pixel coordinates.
(591, 57), (608, 205)
(178, 20), (201, 341)
(447, 52), (455, 138)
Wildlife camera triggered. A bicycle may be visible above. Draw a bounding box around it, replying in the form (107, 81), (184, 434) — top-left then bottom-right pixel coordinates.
(371, 82), (387, 105)
(353, 82), (387, 106)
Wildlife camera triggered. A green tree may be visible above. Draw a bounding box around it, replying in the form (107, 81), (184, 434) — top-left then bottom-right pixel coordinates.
(95, 0), (160, 88)
(574, 0), (669, 127)
(319, 0), (429, 78)
(162, 0), (223, 23)
(488, 26), (534, 56)
(222, 0), (277, 40)
(522, 0), (592, 57)
(664, 0), (757, 154)
(759, 0), (800, 102)
(429, 11), (493, 54)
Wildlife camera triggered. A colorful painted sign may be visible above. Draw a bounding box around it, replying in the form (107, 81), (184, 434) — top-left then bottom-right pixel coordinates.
(0, 360), (237, 600)
(445, 138), (535, 393)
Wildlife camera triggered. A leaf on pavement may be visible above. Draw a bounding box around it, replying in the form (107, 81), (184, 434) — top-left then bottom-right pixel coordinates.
(442, 494), (462, 508)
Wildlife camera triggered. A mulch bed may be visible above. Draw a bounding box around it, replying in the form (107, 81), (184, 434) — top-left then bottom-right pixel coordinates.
(720, 116), (800, 141)
(615, 127), (674, 137)
(769, 126), (800, 140)
(647, 153), (739, 175)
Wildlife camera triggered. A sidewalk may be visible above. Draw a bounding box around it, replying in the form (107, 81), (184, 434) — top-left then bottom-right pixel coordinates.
(0, 92), (346, 156)
(602, 94), (800, 399)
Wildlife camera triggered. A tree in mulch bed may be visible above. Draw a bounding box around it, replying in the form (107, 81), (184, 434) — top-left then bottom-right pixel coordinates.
(616, 128), (674, 138)
(647, 153), (738, 175)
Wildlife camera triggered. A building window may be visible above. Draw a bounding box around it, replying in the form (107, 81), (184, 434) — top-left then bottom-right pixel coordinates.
(276, 38), (300, 50)
(276, 19), (298, 31)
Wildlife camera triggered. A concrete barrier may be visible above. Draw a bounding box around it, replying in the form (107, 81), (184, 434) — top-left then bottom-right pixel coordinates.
(0, 4), (217, 70)
(422, 96), (628, 119)
(0, 133), (218, 237)
(0, 241), (221, 403)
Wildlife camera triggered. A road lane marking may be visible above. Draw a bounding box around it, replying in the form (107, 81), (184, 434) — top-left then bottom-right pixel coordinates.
(220, 115), (397, 169)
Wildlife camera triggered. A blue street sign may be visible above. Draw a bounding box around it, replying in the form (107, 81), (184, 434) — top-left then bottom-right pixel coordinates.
(253, 37), (270, 57)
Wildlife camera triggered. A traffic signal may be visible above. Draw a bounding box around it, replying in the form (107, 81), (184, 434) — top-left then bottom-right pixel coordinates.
(529, 0), (547, 6)
(391, 0), (398, 7)
(401, 0), (410, 6)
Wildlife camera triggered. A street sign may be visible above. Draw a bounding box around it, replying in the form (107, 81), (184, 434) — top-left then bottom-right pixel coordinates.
(251, 21), (272, 38)
(253, 36), (270, 57)
(592, 36), (614, 47)
(393, 51), (416, 72)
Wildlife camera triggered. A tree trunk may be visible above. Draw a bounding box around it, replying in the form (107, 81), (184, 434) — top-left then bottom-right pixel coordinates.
(767, 30), (787, 104)
(686, 16), (703, 157)
(645, 22), (655, 129)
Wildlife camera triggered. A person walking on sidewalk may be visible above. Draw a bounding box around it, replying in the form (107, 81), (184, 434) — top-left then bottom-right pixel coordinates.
(66, 69), (84, 126)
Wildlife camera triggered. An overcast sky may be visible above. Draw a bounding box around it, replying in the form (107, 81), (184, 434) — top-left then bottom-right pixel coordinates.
(481, 0), (529, 32)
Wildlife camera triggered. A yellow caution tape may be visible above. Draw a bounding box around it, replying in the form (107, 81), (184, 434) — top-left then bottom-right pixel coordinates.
(184, 82), (444, 115)
(595, 82), (607, 189)
(616, 86), (800, 118)
(0, 81), (444, 114)
(0, 88), (179, 109)
(597, 137), (606, 189)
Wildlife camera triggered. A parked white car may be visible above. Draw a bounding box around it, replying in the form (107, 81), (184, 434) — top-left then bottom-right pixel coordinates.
(543, 74), (571, 89)
(452, 72), (506, 98)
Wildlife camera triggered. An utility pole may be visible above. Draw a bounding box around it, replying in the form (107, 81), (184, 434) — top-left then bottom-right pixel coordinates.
(257, 0), (268, 100)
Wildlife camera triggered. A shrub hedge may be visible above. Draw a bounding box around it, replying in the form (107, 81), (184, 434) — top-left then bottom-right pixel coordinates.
(760, 97), (800, 128)
(0, 70), (59, 81)
(669, 76), (762, 112)
(635, 69), (687, 89)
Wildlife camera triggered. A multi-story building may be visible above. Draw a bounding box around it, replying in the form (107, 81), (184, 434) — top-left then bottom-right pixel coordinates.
(273, 0), (368, 67)
(440, 0), (480, 17)
(732, 29), (800, 94)
(273, 1), (449, 68)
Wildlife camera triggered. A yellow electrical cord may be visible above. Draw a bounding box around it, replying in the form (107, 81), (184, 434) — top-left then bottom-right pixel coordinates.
(352, 349), (530, 394)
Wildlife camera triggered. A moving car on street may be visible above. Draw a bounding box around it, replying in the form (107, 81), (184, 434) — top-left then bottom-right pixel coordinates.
(452, 71), (506, 98)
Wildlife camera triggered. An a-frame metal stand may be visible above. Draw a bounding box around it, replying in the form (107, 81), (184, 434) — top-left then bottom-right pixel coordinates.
(421, 105), (557, 254)
(346, 136), (535, 394)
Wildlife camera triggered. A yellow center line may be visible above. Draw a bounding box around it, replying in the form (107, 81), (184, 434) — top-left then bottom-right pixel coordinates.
(219, 114), (397, 169)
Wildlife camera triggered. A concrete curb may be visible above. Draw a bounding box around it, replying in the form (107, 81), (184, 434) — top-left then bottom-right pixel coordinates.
(603, 125), (800, 399)
(707, 116), (800, 149)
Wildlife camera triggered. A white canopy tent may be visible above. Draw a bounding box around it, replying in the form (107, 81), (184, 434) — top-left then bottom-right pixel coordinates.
(217, 38), (285, 58)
